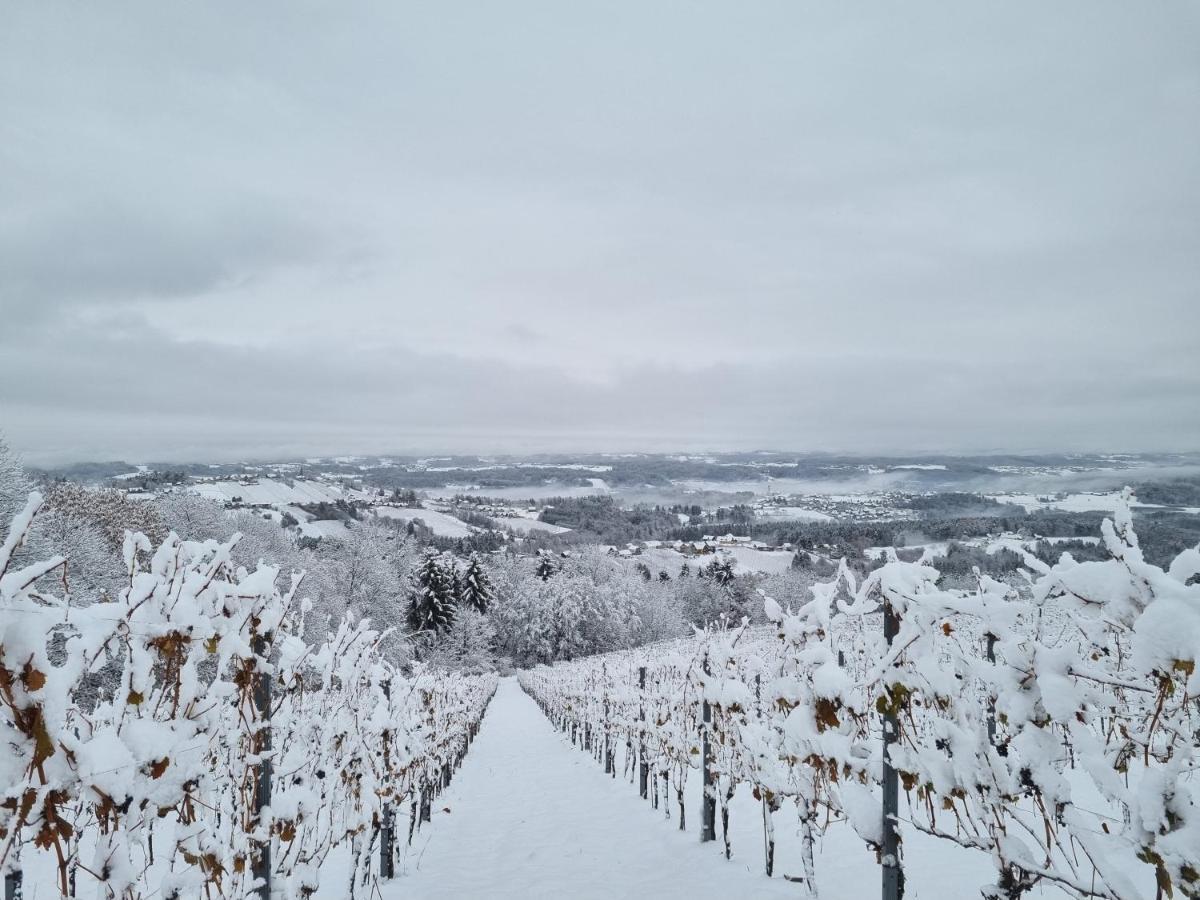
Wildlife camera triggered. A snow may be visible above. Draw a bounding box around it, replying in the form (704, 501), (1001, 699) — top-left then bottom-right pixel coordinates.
(757, 506), (835, 522)
(299, 518), (352, 539)
(636, 546), (795, 575)
(721, 546), (796, 574)
(111, 466), (150, 480)
(191, 477), (344, 506)
(385, 679), (796, 899)
(372, 506), (474, 537)
(989, 491), (1158, 513)
(499, 516), (572, 535)
(865, 541), (950, 561)
(432, 483), (609, 501)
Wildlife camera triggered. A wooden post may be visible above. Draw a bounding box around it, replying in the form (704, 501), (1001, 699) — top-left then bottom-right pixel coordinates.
(762, 794), (775, 877)
(700, 654), (716, 844)
(380, 679), (395, 880)
(602, 663), (612, 774)
(251, 631), (273, 898)
(4, 869), (22, 900)
(882, 601), (904, 900)
(638, 667), (649, 800)
(985, 632), (997, 747)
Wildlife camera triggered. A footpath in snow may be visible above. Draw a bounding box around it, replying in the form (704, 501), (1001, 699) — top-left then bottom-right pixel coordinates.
(386, 677), (796, 899)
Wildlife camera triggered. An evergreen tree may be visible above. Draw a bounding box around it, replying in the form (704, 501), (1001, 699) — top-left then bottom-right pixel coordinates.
(408, 548), (457, 633)
(459, 552), (493, 613)
(447, 554), (463, 605)
(703, 556), (735, 585)
(535, 551), (556, 581)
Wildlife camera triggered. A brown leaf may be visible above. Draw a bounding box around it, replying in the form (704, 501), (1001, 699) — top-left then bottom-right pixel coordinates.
(21, 665), (46, 692)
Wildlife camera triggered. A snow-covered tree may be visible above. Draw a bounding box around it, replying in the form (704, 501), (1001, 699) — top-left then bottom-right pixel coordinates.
(408, 548), (457, 633)
(43, 481), (166, 549)
(459, 552), (493, 613)
(426, 607), (497, 673)
(535, 550), (557, 581)
(0, 437), (31, 522)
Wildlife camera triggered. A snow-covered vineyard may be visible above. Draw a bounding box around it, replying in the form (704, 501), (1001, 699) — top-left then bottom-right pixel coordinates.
(520, 497), (1200, 898)
(1, 492), (496, 899)
(2, 489), (1198, 899)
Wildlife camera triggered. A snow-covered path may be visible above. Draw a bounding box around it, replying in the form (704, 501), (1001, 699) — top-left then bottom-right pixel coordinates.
(385, 677), (795, 899)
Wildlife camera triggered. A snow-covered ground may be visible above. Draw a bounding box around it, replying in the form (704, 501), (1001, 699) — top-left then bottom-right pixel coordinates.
(298, 518), (352, 540)
(865, 541), (951, 561)
(637, 545), (796, 576)
(499, 516), (572, 535)
(380, 679), (797, 899)
(988, 491), (1158, 513)
(431, 483), (610, 501)
(369, 678), (1115, 899)
(190, 477), (344, 506)
(372, 506), (474, 537)
(756, 505), (835, 522)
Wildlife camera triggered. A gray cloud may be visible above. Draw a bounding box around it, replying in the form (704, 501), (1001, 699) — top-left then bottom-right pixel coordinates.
(0, 199), (327, 314)
(0, 0), (1197, 462)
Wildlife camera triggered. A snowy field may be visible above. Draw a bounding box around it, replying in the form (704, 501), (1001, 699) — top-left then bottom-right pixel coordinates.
(636, 545), (797, 575)
(430, 483), (610, 501)
(377, 679), (799, 899)
(497, 515), (572, 535)
(362, 679), (1149, 900)
(372, 505), (475, 537)
(190, 477), (345, 506)
(756, 505), (835, 522)
(298, 517), (352, 539)
(987, 490), (1160, 513)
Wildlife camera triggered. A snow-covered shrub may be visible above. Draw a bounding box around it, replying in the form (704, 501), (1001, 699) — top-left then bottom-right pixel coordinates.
(520, 491), (1200, 900)
(0, 492), (497, 897)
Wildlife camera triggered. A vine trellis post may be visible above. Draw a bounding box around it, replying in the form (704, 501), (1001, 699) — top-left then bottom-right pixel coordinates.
(881, 601), (903, 900)
(380, 678), (395, 880)
(700, 653), (716, 844)
(984, 632), (997, 747)
(638, 666), (649, 799)
(251, 629), (274, 898)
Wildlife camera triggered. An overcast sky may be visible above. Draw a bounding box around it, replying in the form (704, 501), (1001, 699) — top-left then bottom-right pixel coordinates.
(2, 1), (1198, 464)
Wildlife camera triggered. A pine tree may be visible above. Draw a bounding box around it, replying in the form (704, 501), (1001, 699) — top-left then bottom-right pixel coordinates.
(408, 548), (457, 633)
(459, 553), (493, 614)
(534, 551), (556, 581)
(446, 553), (462, 606)
(703, 557), (735, 585)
